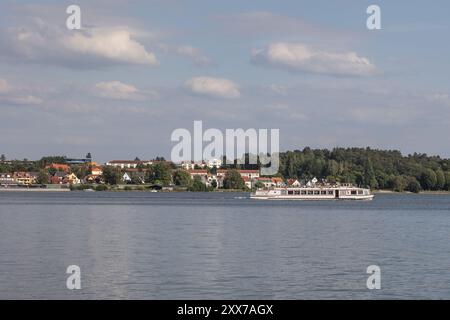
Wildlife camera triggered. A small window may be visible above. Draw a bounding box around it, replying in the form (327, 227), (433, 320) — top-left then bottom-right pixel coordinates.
(328, 190), (334, 195)
(294, 190), (300, 195)
(301, 190), (307, 195)
(321, 191), (327, 195)
(358, 190), (363, 195)
(288, 190), (294, 195)
(314, 190), (320, 195)
(308, 190), (313, 195)
(351, 190), (357, 195)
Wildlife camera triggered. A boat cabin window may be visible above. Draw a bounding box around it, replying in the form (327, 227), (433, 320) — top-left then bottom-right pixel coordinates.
(288, 190), (294, 195)
(301, 190), (307, 195)
(294, 190), (300, 195)
(321, 191), (327, 195)
(308, 190), (313, 195)
(328, 190), (334, 195)
(358, 190), (363, 195)
(314, 190), (320, 195)
(351, 190), (357, 195)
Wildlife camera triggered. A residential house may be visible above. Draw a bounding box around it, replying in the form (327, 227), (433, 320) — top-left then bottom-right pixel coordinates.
(91, 166), (103, 176)
(84, 166), (103, 184)
(179, 161), (206, 170)
(238, 170), (260, 179)
(306, 177), (318, 187)
(63, 173), (80, 185)
(271, 177), (286, 187)
(122, 172), (132, 183)
(254, 177), (274, 189)
(187, 169), (208, 182)
(123, 171), (146, 184)
(50, 172), (66, 184)
(0, 173), (15, 186)
(206, 158), (222, 168)
(13, 172), (38, 185)
(287, 179), (301, 187)
(242, 176), (252, 189)
(106, 160), (153, 169)
(216, 169), (260, 179)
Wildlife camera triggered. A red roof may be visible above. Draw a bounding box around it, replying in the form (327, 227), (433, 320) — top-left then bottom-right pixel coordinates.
(217, 169), (259, 173)
(238, 170), (259, 173)
(45, 163), (70, 171)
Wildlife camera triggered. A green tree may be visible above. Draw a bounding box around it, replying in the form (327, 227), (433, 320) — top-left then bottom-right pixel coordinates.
(223, 169), (246, 190)
(146, 162), (172, 185)
(405, 176), (421, 193)
(173, 169), (192, 187)
(130, 174), (144, 185)
(47, 167), (57, 176)
(102, 166), (121, 185)
(327, 159), (339, 177)
(188, 175), (208, 191)
(435, 169), (446, 190)
(363, 158), (376, 188)
(36, 171), (49, 184)
(420, 169), (437, 190)
(445, 171), (450, 191)
(392, 176), (407, 192)
(254, 181), (265, 189)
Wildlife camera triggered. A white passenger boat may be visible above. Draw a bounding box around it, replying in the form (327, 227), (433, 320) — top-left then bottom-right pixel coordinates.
(250, 186), (374, 200)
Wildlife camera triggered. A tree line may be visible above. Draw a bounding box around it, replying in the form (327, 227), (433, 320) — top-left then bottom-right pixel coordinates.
(275, 147), (450, 192)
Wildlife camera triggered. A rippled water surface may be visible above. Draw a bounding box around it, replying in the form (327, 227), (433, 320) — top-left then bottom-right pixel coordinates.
(1, 191), (450, 299)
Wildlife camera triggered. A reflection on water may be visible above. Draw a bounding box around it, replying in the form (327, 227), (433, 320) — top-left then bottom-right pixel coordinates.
(0, 191), (450, 299)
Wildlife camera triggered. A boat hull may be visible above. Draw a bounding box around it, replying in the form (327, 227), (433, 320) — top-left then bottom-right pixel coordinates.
(250, 194), (374, 201)
(250, 187), (374, 201)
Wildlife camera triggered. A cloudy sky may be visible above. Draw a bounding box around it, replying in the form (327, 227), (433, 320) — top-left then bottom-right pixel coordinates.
(1, 0), (449, 162)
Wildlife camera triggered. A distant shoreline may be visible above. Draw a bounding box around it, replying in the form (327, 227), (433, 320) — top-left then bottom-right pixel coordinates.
(374, 189), (450, 195)
(1, 187), (449, 195)
(0, 188), (70, 192)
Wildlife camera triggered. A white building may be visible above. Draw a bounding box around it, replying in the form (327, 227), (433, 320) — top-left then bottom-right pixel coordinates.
(179, 161), (206, 170)
(206, 158), (222, 168)
(106, 160), (153, 169)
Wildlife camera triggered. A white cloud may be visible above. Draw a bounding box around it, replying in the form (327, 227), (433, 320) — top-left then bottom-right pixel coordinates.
(184, 76), (241, 99)
(63, 28), (158, 66)
(252, 43), (378, 76)
(0, 20), (158, 68)
(158, 44), (212, 66)
(94, 81), (158, 101)
(0, 78), (42, 105)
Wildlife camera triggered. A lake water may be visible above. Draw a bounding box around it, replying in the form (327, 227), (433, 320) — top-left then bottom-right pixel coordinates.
(0, 191), (450, 299)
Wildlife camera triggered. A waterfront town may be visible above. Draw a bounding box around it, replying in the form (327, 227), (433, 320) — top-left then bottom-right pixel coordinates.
(2, 148), (450, 192)
(0, 154), (290, 191)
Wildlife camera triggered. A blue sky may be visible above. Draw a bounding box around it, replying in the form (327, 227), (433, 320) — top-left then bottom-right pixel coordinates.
(0, 0), (449, 162)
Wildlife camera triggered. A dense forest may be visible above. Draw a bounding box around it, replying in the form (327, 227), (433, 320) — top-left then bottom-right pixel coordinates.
(274, 147), (450, 192)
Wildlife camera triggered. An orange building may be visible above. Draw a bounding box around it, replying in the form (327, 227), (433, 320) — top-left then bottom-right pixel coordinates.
(45, 163), (70, 172)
